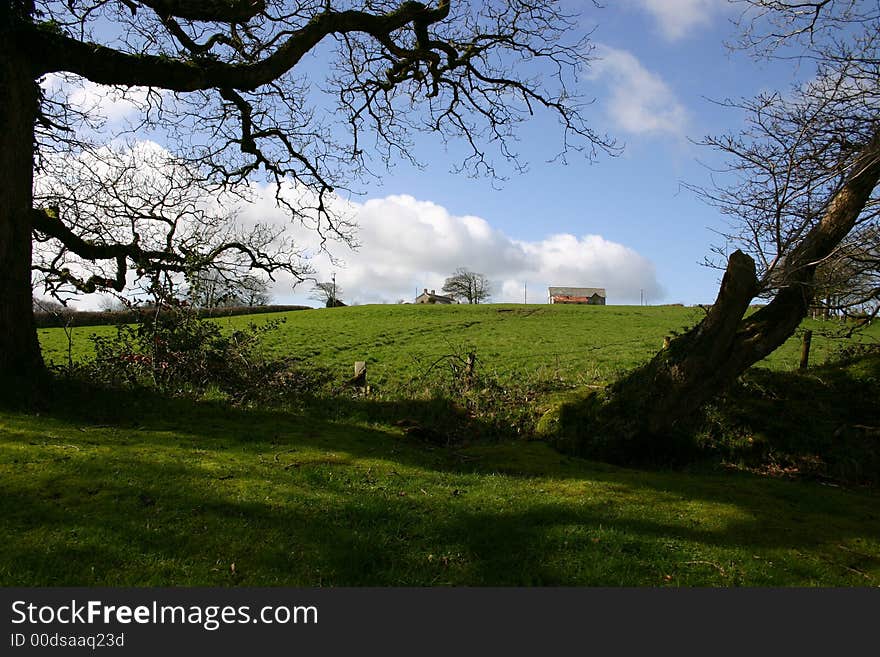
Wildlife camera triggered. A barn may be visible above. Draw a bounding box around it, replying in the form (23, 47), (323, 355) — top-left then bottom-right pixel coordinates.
(548, 287), (606, 305)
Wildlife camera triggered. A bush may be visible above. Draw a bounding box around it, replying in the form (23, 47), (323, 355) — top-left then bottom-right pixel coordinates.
(33, 304), (312, 328)
(399, 347), (577, 443)
(69, 304), (330, 404)
(698, 356), (880, 485)
(826, 340), (880, 366)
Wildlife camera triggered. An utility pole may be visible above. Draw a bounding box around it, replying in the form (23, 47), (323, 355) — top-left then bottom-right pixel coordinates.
(331, 272), (336, 306)
(524, 281), (527, 305)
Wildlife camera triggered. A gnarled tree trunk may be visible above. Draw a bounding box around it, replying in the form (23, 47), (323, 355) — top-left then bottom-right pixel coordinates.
(577, 130), (880, 463)
(0, 18), (45, 384)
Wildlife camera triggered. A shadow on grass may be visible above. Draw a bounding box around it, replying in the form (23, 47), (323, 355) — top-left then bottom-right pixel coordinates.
(2, 449), (878, 585)
(2, 377), (879, 585)
(706, 355), (880, 485)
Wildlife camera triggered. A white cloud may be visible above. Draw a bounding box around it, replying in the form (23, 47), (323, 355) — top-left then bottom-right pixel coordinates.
(40, 73), (155, 124)
(243, 191), (663, 306)
(629, 0), (727, 41)
(588, 45), (689, 138)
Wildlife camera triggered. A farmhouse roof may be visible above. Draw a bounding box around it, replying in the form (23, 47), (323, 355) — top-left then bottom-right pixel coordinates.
(548, 287), (606, 298)
(415, 288), (456, 304)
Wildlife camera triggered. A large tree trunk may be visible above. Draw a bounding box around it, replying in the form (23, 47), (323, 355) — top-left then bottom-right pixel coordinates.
(577, 131), (880, 464)
(0, 23), (45, 384)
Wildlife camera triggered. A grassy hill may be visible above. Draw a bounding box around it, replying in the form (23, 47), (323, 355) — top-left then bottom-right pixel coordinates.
(1, 304), (876, 586)
(37, 304), (878, 388)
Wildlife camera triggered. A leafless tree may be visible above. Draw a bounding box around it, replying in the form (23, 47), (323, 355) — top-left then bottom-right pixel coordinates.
(442, 268), (492, 304)
(310, 281), (344, 307)
(580, 0), (880, 461)
(237, 275), (272, 307)
(810, 226), (879, 320)
(32, 297), (68, 314)
(33, 142), (303, 302)
(188, 268), (272, 308)
(1, 0), (615, 381)
(31, 296), (77, 371)
(98, 295), (127, 312)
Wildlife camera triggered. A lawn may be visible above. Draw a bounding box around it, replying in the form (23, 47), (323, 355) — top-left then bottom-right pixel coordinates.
(4, 304), (877, 586)
(1, 386), (878, 586)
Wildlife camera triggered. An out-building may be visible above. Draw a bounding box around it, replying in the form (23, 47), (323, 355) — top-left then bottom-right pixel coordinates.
(548, 287), (606, 305)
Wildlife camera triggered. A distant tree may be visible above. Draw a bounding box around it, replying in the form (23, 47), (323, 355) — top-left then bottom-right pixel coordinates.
(811, 227), (879, 320)
(442, 269), (492, 304)
(237, 275), (272, 308)
(311, 281), (345, 308)
(98, 295), (127, 312)
(32, 296), (69, 314)
(188, 269), (271, 308)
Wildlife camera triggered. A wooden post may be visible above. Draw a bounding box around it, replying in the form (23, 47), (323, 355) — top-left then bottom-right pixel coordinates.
(353, 361), (367, 390)
(799, 330), (812, 370)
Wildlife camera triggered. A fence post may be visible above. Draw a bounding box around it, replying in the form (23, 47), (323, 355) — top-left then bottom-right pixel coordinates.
(353, 361), (367, 391)
(799, 330), (813, 370)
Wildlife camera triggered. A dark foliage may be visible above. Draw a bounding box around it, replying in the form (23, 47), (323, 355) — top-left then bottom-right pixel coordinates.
(34, 304), (311, 328)
(702, 352), (880, 486)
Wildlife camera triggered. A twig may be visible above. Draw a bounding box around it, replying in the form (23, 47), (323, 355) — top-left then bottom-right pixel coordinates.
(273, 448), (298, 462)
(685, 560), (727, 576)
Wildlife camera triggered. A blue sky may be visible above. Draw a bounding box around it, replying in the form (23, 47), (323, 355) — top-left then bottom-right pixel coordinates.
(46, 1), (810, 309)
(276, 0), (802, 307)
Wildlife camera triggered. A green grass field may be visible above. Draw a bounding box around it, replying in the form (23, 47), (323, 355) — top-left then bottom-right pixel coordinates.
(37, 304), (878, 388)
(2, 388), (879, 586)
(2, 304), (877, 586)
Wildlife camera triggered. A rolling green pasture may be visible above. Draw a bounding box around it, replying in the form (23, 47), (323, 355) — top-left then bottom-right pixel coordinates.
(3, 304), (877, 586)
(37, 304), (878, 389)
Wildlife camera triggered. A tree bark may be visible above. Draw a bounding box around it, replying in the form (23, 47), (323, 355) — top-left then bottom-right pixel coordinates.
(0, 31), (45, 383)
(575, 250), (759, 463)
(575, 131), (880, 464)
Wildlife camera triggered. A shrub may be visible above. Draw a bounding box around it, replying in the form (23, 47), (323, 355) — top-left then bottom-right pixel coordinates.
(70, 304), (330, 403)
(698, 357), (880, 485)
(33, 304), (311, 328)
(401, 347), (577, 442)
